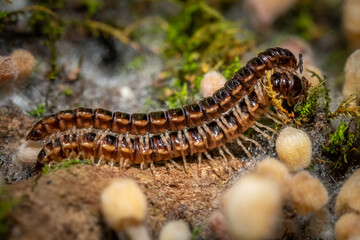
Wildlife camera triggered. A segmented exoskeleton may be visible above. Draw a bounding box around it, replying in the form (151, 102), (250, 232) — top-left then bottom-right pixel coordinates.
(27, 47), (302, 140)
(33, 65), (309, 171)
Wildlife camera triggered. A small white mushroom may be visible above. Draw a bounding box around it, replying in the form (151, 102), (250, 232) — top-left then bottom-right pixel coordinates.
(221, 174), (282, 240)
(100, 178), (150, 240)
(200, 70), (226, 97)
(159, 220), (191, 240)
(276, 127), (312, 172)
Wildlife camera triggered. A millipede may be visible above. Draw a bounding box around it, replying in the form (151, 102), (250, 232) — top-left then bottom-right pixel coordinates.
(26, 47), (309, 172)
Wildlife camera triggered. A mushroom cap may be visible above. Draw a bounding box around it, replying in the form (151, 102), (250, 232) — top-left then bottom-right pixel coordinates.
(290, 171), (328, 215)
(10, 49), (36, 80)
(256, 157), (291, 199)
(343, 49), (360, 98)
(100, 178), (147, 231)
(222, 174), (282, 240)
(335, 169), (360, 217)
(159, 220), (191, 240)
(200, 70), (226, 97)
(276, 127), (312, 172)
(335, 212), (360, 240)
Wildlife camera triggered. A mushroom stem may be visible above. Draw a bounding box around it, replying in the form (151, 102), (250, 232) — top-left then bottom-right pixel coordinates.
(125, 225), (151, 240)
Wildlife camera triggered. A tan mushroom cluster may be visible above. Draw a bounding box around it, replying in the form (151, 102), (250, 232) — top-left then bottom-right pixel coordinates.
(334, 169), (360, 240)
(211, 157), (329, 240)
(0, 49), (36, 84)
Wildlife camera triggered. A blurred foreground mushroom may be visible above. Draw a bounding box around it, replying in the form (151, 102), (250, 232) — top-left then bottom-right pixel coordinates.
(343, 0), (360, 49)
(244, 0), (297, 32)
(100, 178), (150, 240)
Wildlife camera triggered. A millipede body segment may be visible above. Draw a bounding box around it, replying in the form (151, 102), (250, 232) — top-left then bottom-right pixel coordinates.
(27, 47), (309, 170)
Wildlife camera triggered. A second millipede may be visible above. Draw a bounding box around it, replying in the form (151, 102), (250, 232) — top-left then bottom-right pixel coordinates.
(34, 69), (309, 171)
(26, 47), (302, 141)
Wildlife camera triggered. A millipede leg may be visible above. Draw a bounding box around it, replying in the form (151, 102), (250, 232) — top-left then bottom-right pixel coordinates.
(197, 153), (202, 177)
(69, 151), (76, 159)
(150, 162), (156, 176)
(218, 147), (231, 173)
(170, 159), (181, 170)
(177, 130), (188, 173)
(203, 151), (214, 161)
(124, 158), (131, 169)
(203, 151), (223, 177)
(125, 134), (134, 163)
(251, 125), (273, 141)
(254, 121), (277, 135)
(161, 133), (173, 159)
(221, 145), (237, 170)
(184, 129), (195, 155)
(264, 110), (283, 125)
(140, 161), (146, 171)
(254, 82), (267, 106)
(109, 159), (114, 168)
(236, 138), (253, 159)
(97, 155), (104, 165)
(216, 119), (231, 140)
(197, 126), (209, 149)
(239, 134), (264, 152)
(119, 157), (125, 169)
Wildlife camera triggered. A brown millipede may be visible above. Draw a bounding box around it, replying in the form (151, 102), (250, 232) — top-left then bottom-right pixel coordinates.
(34, 67), (309, 171)
(26, 47), (302, 141)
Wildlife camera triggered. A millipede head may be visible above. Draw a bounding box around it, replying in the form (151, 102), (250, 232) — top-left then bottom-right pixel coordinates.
(270, 72), (309, 106)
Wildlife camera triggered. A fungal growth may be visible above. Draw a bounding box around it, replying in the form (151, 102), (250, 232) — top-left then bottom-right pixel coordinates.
(26, 47), (309, 171)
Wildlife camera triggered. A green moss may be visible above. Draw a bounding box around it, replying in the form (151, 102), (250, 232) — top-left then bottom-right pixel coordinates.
(293, 11), (317, 40)
(0, 184), (16, 237)
(295, 71), (330, 121)
(28, 103), (46, 117)
(160, 1), (251, 107)
(64, 88), (73, 96)
(191, 225), (201, 240)
(222, 56), (242, 79)
(0, 11), (10, 31)
(124, 56), (144, 71)
(324, 120), (360, 168)
(41, 159), (93, 174)
(166, 81), (189, 108)
(81, 0), (102, 16)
